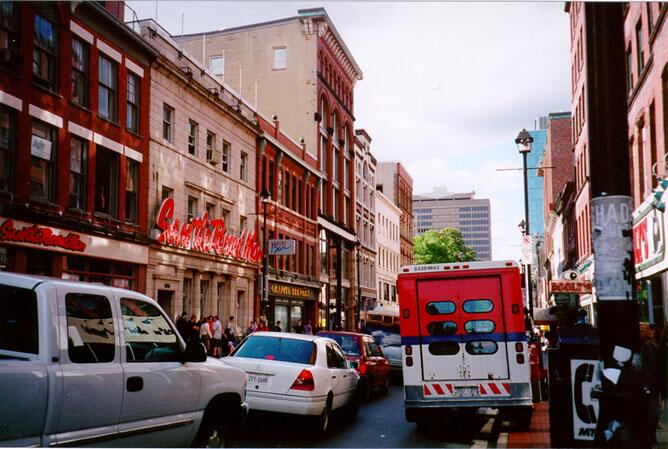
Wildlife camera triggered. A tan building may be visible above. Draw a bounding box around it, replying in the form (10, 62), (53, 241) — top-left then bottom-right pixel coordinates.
(377, 162), (414, 266)
(137, 20), (261, 326)
(354, 129), (377, 317)
(175, 8), (364, 331)
(375, 190), (401, 304)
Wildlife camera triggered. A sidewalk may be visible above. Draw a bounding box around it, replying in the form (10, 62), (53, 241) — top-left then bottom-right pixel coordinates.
(498, 401), (668, 448)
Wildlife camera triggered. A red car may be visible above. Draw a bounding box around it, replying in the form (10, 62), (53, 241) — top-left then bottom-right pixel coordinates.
(317, 331), (390, 398)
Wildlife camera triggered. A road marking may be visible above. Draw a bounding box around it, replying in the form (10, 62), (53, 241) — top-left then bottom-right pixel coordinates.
(480, 418), (494, 434)
(497, 432), (508, 448)
(471, 439), (488, 449)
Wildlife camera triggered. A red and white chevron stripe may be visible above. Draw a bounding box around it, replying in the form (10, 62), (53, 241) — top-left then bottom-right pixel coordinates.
(422, 382), (511, 397)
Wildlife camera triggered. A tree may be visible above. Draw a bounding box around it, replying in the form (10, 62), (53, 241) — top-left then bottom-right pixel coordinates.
(413, 228), (477, 264)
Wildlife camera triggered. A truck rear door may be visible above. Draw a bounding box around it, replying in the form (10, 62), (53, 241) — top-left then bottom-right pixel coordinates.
(417, 275), (509, 381)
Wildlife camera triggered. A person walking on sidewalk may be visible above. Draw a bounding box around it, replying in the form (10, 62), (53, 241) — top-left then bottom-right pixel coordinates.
(211, 316), (222, 358)
(640, 323), (666, 448)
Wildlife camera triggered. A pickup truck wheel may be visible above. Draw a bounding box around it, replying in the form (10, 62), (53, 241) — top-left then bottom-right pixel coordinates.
(193, 407), (234, 448)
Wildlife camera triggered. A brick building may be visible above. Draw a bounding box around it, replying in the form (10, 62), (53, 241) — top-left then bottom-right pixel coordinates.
(354, 129), (377, 318)
(566, 1), (596, 322)
(0, 2), (156, 290)
(256, 114), (322, 331)
(537, 112), (575, 307)
(135, 20), (261, 325)
(376, 161), (414, 266)
(626, 3), (668, 327)
(175, 8), (364, 330)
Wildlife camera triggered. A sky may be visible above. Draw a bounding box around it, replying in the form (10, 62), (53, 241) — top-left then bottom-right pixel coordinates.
(127, 1), (572, 261)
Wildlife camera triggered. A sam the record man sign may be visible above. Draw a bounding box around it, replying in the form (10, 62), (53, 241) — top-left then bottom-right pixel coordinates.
(154, 198), (262, 264)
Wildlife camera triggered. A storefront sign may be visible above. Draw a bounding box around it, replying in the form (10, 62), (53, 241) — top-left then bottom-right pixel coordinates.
(549, 280), (593, 294)
(269, 239), (295, 255)
(0, 216), (148, 264)
(0, 219), (86, 252)
(633, 200), (665, 276)
(269, 281), (316, 300)
(31, 135), (52, 160)
(154, 198), (262, 264)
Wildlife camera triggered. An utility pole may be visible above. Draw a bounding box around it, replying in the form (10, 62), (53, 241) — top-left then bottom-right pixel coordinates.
(584, 3), (639, 444)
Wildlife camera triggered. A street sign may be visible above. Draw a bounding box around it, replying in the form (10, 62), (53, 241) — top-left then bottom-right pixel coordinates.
(521, 235), (532, 264)
(549, 280), (593, 294)
(268, 239), (295, 255)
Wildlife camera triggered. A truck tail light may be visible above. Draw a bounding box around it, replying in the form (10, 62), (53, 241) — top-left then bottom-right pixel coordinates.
(516, 354), (525, 364)
(406, 356), (413, 367)
(515, 342), (523, 352)
(290, 369), (315, 391)
(405, 345), (412, 355)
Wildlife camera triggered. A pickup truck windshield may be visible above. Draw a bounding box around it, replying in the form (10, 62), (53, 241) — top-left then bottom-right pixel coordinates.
(0, 284), (38, 354)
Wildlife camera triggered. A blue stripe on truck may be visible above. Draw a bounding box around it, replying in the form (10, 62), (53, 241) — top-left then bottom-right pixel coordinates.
(401, 332), (527, 345)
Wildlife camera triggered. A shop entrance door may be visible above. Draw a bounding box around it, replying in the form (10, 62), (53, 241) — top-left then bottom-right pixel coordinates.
(275, 305), (288, 331)
(157, 290), (174, 318)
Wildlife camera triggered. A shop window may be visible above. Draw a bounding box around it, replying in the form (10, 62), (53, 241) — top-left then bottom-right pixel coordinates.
(95, 147), (118, 217)
(69, 137), (87, 210)
(33, 13), (57, 91)
(66, 293), (115, 363)
(65, 256), (136, 290)
(125, 159), (139, 223)
(122, 297), (178, 362)
(187, 119), (198, 156)
(98, 55), (118, 121)
(162, 104), (174, 142)
(30, 120), (57, 203)
(0, 2), (20, 69)
(71, 38), (88, 107)
(126, 72), (140, 132)
(0, 106), (16, 192)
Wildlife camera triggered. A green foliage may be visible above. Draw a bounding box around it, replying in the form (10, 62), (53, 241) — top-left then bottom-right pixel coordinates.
(413, 228), (477, 264)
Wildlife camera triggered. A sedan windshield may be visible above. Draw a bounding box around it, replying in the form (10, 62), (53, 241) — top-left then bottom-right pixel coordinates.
(318, 333), (361, 356)
(232, 336), (316, 365)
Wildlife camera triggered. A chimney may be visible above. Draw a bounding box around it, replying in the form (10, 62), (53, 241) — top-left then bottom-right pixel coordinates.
(101, 1), (125, 22)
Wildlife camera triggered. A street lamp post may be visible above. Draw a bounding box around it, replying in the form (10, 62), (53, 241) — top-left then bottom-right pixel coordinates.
(259, 188), (271, 317)
(355, 240), (362, 332)
(515, 129), (534, 317)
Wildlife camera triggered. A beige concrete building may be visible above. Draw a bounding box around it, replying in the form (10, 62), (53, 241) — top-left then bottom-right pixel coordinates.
(137, 20), (261, 326)
(354, 129), (377, 316)
(175, 8), (364, 331)
(376, 190), (401, 304)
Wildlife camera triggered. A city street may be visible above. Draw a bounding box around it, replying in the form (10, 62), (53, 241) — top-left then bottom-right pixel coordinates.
(233, 377), (504, 448)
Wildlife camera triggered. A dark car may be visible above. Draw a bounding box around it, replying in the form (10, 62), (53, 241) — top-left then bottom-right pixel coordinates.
(317, 330), (390, 398)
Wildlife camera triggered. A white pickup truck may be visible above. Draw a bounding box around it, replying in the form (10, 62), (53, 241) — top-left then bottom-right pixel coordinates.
(0, 272), (248, 447)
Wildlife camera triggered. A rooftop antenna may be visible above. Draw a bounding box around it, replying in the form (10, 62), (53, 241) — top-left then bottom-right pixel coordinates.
(154, 0), (158, 20)
(181, 13), (184, 35)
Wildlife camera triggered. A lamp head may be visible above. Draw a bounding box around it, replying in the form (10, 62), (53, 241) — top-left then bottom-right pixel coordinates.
(259, 188), (271, 202)
(515, 129), (534, 154)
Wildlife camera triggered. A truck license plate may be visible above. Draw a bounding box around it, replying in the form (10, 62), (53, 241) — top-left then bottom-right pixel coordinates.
(247, 374), (269, 384)
(455, 386), (479, 397)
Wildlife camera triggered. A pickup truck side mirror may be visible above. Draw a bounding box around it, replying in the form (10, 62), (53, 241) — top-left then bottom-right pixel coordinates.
(182, 341), (207, 363)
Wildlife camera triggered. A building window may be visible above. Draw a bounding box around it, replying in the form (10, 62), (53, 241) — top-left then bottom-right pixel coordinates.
(206, 202), (216, 219)
(126, 72), (140, 133)
(125, 159), (139, 223)
(69, 137), (87, 210)
(240, 152), (248, 181)
(30, 120), (57, 202)
(187, 196), (198, 222)
(162, 104), (174, 142)
(222, 140), (230, 172)
(0, 2), (19, 68)
(98, 55), (118, 121)
(320, 134), (327, 172)
(626, 44), (633, 94)
(0, 106), (15, 192)
(71, 38), (88, 107)
(240, 215), (247, 230)
(33, 14), (57, 90)
(210, 55), (224, 78)
(187, 120), (198, 156)
(636, 20), (644, 75)
(161, 185), (173, 202)
(273, 47), (286, 70)
(319, 229), (327, 274)
(206, 131), (216, 164)
(291, 174), (297, 211)
(95, 147), (118, 217)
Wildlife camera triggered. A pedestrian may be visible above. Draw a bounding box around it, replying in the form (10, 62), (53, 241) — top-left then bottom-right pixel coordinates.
(189, 314), (200, 344)
(226, 316), (236, 338)
(304, 320), (313, 335)
(176, 312), (190, 341)
(272, 320), (282, 332)
(258, 319), (268, 331)
(293, 319), (304, 334)
(211, 316), (222, 358)
(200, 316), (213, 354)
(639, 323), (666, 448)
(246, 319), (258, 336)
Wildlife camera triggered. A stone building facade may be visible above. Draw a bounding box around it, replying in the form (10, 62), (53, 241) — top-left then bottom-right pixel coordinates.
(375, 190), (401, 304)
(377, 161), (414, 266)
(136, 20), (261, 324)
